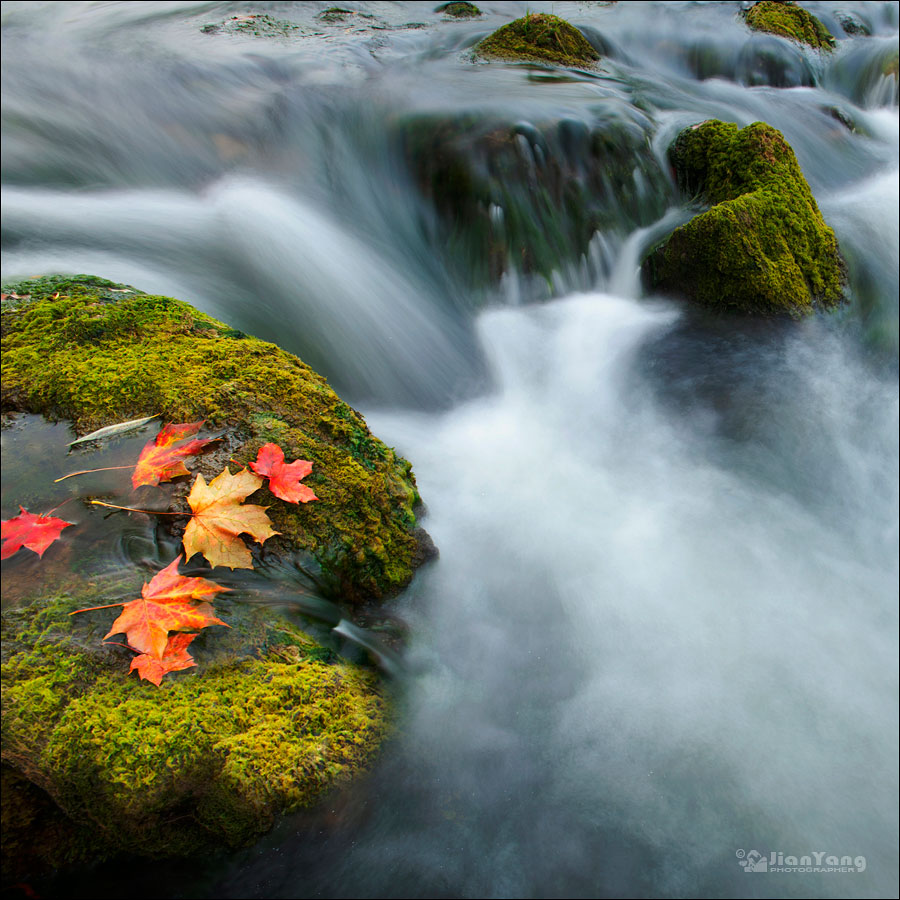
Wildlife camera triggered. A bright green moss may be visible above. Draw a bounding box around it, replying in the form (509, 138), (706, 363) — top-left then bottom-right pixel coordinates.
(1, 276), (427, 603)
(2, 594), (390, 859)
(438, 2), (481, 19)
(744, 1), (835, 50)
(476, 14), (600, 67)
(643, 121), (846, 316)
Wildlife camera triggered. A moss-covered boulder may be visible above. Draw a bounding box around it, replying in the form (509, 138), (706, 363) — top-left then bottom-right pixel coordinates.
(1, 590), (390, 875)
(475, 14), (600, 67)
(744, 1), (836, 50)
(438, 2), (481, 18)
(642, 120), (846, 316)
(1, 275), (431, 605)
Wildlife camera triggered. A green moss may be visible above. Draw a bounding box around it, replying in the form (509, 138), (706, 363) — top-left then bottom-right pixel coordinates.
(744, 1), (835, 50)
(438, 2), (481, 19)
(643, 121), (845, 316)
(2, 594), (390, 860)
(1, 276), (426, 603)
(476, 14), (600, 67)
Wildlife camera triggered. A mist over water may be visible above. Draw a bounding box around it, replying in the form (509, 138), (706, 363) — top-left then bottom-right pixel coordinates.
(2, 1), (898, 897)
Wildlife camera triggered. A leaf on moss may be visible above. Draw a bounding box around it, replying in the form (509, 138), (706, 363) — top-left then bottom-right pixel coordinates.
(183, 468), (279, 569)
(130, 633), (200, 686)
(250, 443), (318, 504)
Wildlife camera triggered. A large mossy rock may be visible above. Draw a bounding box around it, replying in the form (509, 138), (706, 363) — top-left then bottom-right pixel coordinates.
(475, 14), (600, 67)
(744, 1), (835, 50)
(1, 275), (430, 604)
(642, 120), (846, 316)
(1, 590), (390, 875)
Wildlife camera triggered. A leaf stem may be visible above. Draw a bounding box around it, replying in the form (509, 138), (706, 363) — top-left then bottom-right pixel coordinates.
(43, 497), (75, 517)
(91, 500), (184, 515)
(54, 465), (136, 483)
(70, 602), (125, 614)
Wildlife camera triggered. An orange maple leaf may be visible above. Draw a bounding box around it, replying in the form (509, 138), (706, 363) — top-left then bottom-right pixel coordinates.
(101, 556), (229, 659)
(130, 632), (199, 686)
(182, 467), (279, 569)
(249, 443), (318, 504)
(132, 421), (213, 489)
(1, 506), (74, 559)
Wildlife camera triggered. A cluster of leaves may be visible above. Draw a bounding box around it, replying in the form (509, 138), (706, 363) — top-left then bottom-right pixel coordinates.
(1, 420), (317, 685)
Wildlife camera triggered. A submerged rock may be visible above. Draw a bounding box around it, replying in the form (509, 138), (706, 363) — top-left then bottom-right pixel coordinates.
(1, 591), (390, 874)
(400, 112), (668, 290)
(642, 120), (846, 316)
(475, 14), (600, 67)
(1, 275), (430, 604)
(743, 1), (836, 50)
(835, 10), (872, 37)
(316, 7), (375, 25)
(200, 13), (300, 38)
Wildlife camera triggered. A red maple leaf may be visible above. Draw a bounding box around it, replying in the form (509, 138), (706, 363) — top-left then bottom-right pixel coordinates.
(1, 506), (74, 559)
(249, 443), (318, 504)
(131, 421), (213, 489)
(130, 633), (199, 686)
(98, 556), (229, 658)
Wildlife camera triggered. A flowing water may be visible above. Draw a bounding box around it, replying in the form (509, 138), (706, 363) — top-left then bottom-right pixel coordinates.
(1, 2), (898, 897)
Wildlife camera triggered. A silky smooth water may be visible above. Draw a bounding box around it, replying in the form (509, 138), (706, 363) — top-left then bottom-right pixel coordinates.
(2, 2), (898, 897)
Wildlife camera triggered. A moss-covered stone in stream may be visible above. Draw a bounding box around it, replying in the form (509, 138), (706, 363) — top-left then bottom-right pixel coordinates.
(476, 14), (600, 67)
(744, 1), (835, 50)
(1, 592), (390, 872)
(642, 120), (846, 317)
(0, 275), (428, 604)
(399, 112), (668, 289)
(438, 2), (481, 19)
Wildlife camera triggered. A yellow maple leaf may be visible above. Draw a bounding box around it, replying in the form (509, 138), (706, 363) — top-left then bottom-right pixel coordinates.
(182, 467), (278, 569)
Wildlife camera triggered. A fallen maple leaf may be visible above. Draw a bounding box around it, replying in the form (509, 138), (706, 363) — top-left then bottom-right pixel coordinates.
(99, 556), (229, 659)
(1, 506), (74, 559)
(183, 467), (279, 569)
(132, 420), (213, 489)
(249, 443), (318, 504)
(130, 632), (199, 686)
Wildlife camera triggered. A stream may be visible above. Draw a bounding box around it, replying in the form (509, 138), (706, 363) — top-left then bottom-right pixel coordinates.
(1, 2), (898, 897)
